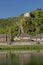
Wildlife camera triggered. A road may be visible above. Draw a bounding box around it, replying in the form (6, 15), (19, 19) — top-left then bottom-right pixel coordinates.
(11, 41), (43, 45)
(0, 41), (43, 45)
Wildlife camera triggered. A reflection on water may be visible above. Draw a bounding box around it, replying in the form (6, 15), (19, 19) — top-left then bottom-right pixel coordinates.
(0, 50), (43, 65)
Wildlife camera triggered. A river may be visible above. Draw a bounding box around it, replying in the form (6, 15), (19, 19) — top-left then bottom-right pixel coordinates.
(0, 50), (43, 65)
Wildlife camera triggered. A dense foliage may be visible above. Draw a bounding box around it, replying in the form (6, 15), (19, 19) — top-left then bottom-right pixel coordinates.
(0, 8), (43, 40)
(22, 8), (43, 36)
(0, 17), (20, 40)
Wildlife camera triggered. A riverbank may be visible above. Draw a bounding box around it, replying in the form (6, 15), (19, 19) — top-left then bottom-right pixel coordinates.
(0, 44), (43, 50)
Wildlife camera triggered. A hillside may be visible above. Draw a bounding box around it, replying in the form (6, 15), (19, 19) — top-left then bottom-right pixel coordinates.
(22, 8), (43, 36)
(0, 8), (43, 40)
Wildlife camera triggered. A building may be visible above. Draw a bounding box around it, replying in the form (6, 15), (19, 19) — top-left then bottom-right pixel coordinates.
(13, 33), (30, 41)
(0, 34), (9, 43)
(31, 35), (43, 41)
(13, 33), (43, 42)
(20, 34), (30, 40)
(14, 36), (21, 41)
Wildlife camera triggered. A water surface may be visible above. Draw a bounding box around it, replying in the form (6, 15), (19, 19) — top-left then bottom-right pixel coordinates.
(0, 50), (43, 65)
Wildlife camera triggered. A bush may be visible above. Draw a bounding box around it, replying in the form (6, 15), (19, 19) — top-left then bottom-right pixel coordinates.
(36, 41), (40, 44)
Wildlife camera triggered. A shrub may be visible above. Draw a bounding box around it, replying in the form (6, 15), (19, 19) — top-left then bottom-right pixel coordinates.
(36, 41), (40, 44)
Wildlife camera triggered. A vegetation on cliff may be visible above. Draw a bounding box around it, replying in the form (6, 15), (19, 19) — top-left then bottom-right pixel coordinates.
(0, 8), (43, 41)
(22, 8), (43, 36)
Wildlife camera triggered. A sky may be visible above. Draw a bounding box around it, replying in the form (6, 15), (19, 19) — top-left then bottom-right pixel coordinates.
(0, 0), (43, 18)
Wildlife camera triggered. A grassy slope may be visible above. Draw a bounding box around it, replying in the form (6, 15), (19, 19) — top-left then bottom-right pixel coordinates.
(0, 44), (43, 50)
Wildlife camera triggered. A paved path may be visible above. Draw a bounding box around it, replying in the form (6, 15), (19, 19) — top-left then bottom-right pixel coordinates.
(11, 41), (43, 45)
(11, 42), (34, 45)
(0, 41), (43, 45)
(11, 42), (36, 45)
